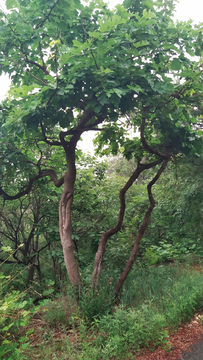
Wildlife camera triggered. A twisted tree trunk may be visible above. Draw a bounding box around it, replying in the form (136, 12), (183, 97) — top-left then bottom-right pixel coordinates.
(114, 159), (169, 296)
(92, 159), (163, 291)
(59, 154), (81, 292)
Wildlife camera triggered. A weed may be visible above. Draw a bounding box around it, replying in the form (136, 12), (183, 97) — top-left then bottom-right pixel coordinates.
(43, 296), (76, 328)
(78, 285), (114, 324)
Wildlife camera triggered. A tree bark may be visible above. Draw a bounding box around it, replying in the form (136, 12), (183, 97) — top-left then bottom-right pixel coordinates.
(92, 158), (163, 291)
(59, 153), (81, 292)
(114, 159), (169, 296)
(27, 264), (35, 283)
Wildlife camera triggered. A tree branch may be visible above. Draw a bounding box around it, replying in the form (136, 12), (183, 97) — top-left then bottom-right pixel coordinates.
(114, 158), (169, 296)
(92, 157), (163, 290)
(40, 120), (61, 146)
(80, 13), (99, 70)
(1, 54), (48, 86)
(26, 242), (51, 265)
(24, 57), (50, 75)
(36, 0), (60, 29)
(0, 169), (64, 201)
(141, 117), (171, 159)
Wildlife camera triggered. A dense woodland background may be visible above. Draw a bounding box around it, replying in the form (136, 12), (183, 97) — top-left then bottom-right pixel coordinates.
(1, 154), (203, 285)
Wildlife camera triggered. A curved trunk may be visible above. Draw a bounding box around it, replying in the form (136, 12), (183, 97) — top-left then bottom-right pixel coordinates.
(114, 159), (169, 296)
(92, 159), (163, 291)
(59, 157), (81, 292)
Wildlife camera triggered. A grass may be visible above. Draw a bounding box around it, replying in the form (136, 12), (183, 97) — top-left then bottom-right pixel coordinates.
(21, 261), (203, 360)
(0, 263), (203, 360)
(121, 262), (203, 327)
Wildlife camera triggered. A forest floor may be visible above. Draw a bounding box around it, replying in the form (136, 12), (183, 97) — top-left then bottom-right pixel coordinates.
(135, 311), (203, 360)
(135, 264), (203, 360)
(25, 263), (203, 360)
(27, 303), (203, 360)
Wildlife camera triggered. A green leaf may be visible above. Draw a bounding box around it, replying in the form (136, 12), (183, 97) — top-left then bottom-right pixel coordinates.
(143, 9), (156, 19)
(73, 39), (82, 47)
(170, 58), (182, 71)
(6, 0), (18, 9)
(57, 89), (65, 95)
(113, 88), (123, 98)
(127, 85), (143, 93)
(66, 109), (74, 122)
(110, 112), (118, 121)
(65, 84), (74, 90)
(43, 289), (54, 296)
(2, 246), (12, 252)
(97, 93), (108, 106)
(94, 104), (102, 113)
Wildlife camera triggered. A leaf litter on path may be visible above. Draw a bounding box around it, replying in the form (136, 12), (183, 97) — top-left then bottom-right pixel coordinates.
(135, 312), (203, 360)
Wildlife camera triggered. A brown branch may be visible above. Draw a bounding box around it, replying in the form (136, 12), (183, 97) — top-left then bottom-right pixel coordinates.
(27, 242), (51, 265)
(57, 113), (105, 148)
(23, 227), (35, 257)
(92, 157), (163, 290)
(114, 158), (169, 296)
(40, 120), (61, 146)
(80, 13), (99, 70)
(1, 54), (48, 86)
(36, 0), (60, 29)
(24, 58), (50, 75)
(41, 169), (64, 187)
(141, 117), (171, 159)
(80, 127), (105, 131)
(0, 169), (64, 201)
(58, 110), (96, 151)
(0, 258), (21, 265)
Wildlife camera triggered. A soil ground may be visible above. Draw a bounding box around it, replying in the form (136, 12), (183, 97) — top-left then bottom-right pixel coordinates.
(179, 335), (203, 360)
(135, 312), (203, 360)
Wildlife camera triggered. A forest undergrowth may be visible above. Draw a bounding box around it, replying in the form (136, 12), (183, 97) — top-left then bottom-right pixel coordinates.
(1, 257), (203, 360)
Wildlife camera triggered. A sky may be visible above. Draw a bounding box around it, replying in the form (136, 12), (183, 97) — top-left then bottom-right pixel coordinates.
(0, 0), (202, 150)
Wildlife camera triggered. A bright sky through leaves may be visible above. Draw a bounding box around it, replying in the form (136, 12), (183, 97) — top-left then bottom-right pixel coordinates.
(0, 0), (202, 152)
(0, 0), (202, 102)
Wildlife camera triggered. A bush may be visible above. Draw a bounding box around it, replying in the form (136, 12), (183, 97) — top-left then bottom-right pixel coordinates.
(78, 286), (114, 325)
(43, 296), (76, 328)
(0, 274), (37, 360)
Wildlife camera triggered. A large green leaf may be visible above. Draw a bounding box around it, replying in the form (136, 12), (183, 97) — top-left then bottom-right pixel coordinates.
(170, 58), (182, 71)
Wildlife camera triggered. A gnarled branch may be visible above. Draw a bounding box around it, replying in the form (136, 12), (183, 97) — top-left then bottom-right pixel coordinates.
(141, 117), (171, 159)
(92, 157), (164, 290)
(114, 158), (169, 296)
(0, 169), (64, 201)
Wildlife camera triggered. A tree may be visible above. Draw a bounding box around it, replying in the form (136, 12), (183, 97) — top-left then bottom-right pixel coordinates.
(0, 0), (203, 295)
(0, 180), (62, 284)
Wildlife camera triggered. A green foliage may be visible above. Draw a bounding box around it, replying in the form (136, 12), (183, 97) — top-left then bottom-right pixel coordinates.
(7, 263), (201, 360)
(0, 0), (203, 295)
(0, 274), (37, 360)
(0, 0), (202, 160)
(141, 160), (203, 264)
(78, 285), (114, 324)
(43, 297), (75, 328)
(63, 264), (203, 360)
(89, 265), (203, 358)
(95, 306), (168, 355)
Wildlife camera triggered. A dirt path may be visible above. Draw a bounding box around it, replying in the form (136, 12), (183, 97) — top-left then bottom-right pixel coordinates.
(136, 312), (203, 360)
(179, 335), (203, 360)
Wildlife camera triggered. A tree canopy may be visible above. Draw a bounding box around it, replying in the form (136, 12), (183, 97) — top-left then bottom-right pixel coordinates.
(0, 0), (203, 294)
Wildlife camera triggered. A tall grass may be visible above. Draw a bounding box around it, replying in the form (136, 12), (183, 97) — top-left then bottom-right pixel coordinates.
(22, 263), (203, 360)
(75, 263), (203, 359)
